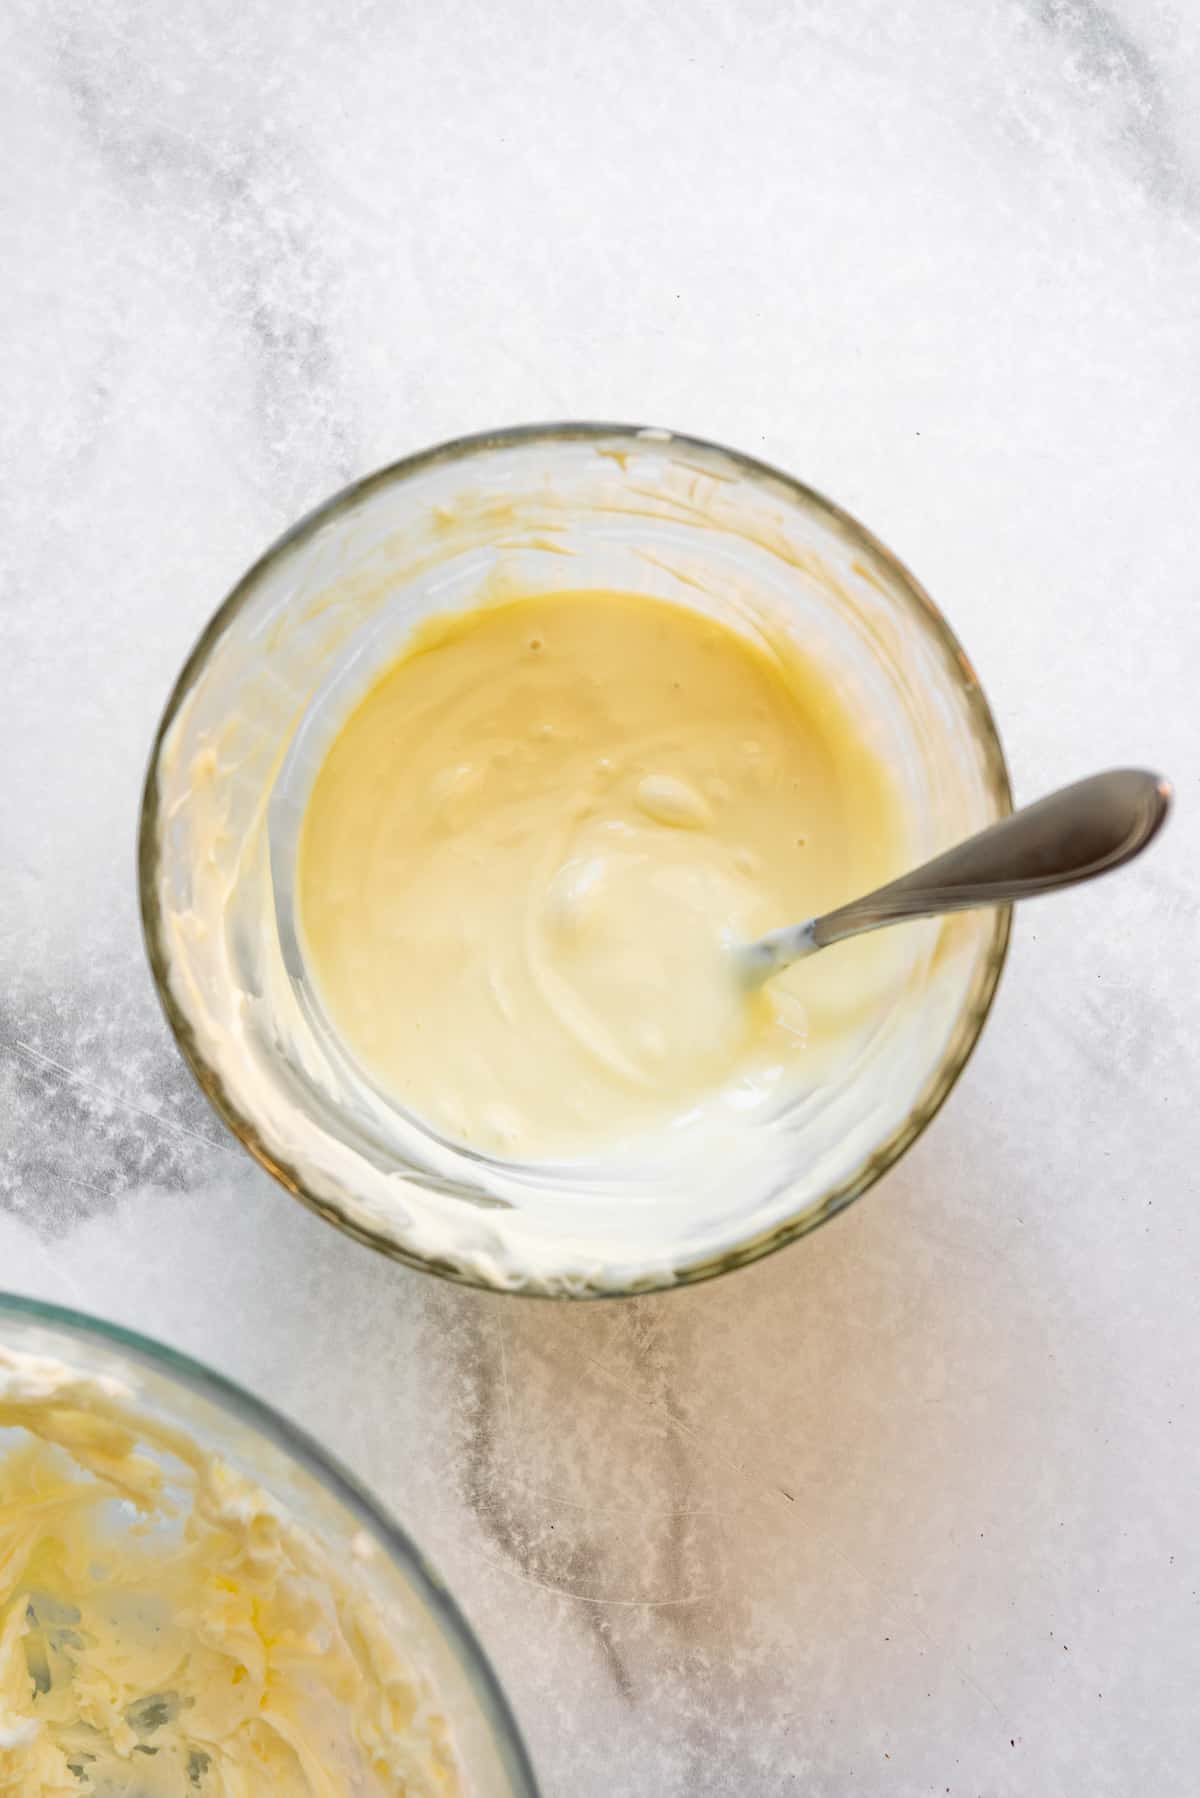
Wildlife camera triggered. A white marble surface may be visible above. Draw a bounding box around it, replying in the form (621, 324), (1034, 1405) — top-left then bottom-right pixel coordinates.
(3, 1), (1199, 1791)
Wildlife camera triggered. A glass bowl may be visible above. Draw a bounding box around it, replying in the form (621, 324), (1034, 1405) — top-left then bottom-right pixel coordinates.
(139, 424), (1010, 1297)
(0, 1291), (538, 1794)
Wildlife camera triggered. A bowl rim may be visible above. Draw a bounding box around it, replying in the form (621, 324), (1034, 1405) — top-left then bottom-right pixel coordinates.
(0, 1289), (541, 1794)
(138, 420), (1012, 1300)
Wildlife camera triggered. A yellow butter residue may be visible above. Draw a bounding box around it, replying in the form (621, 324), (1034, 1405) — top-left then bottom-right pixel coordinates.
(0, 1351), (459, 1796)
(298, 589), (909, 1159)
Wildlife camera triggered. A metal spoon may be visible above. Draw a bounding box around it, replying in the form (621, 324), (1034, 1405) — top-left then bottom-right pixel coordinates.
(737, 767), (1172, 988)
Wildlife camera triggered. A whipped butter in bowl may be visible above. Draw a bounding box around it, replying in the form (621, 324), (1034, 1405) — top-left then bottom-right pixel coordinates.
(0, 1295), (537, 1794)
(140, 425), (1010, 1296)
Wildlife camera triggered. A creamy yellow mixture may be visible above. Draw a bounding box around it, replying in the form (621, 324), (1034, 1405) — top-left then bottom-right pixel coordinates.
(297, 590), (907, 1160)
(0, 1352), (459, 1796)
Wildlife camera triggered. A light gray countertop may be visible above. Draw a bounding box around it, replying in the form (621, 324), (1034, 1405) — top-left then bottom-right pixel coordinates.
(3, 3), (1199, 1792)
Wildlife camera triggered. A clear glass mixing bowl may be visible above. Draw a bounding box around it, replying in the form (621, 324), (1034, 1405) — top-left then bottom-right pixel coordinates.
(0, 1292), (538, 1793)
(139, 424), (1010, 1297)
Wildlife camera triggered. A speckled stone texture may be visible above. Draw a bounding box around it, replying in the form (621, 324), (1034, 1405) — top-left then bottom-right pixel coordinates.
(3, 2), (1199, 1792)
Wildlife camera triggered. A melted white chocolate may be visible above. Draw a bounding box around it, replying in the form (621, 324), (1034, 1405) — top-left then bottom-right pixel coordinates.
(297, 590), (907, 1160)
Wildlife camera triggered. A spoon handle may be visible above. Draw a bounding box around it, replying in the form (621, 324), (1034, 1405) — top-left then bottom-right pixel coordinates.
(743, 768), (1171, 982)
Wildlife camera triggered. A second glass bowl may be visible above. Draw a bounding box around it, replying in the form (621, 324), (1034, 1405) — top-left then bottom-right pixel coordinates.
(139, 424), (1010, 1296)
(0, 1293), (537, 1793)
